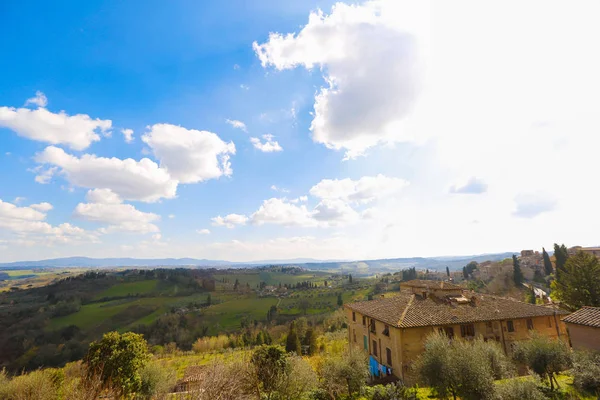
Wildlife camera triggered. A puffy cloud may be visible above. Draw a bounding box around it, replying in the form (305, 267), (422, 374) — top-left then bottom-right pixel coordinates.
(254, 2), (421, 158)
(312, 199), (359, 224)
(226, 119), (247, 132)
(211, 214), (249, 228)
(35, 146), (177, 202)
(85, 188), (122, 204)
(0, 198), (94, 242)
(74, 190), (160, 234)
(513, 193), (557, 219)
(30, 202), (53, 212)
(142, 123), (235, 184)
(250, 134), (283, 152)
(0, 102), (112, 150)
(250, 198), (317, 227)
(121, 128), (134, 143)
(197, 228), (211, 235)
(25, 91), (48, 108)
(450, 178), (488, 194)
(309, 175), (409, 204)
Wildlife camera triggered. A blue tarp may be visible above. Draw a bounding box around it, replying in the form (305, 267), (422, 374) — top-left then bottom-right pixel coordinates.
(369, 355), (380, 377)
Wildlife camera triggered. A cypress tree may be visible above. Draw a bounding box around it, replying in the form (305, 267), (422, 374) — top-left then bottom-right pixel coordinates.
(446, 266), (450, 277)
(305, 328), (318, 355)
(542, 247), (553, 276)
(285, 322), (301, 354)
(513, 255), (524, 286)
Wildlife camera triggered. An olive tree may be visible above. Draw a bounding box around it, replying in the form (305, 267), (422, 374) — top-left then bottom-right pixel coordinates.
(512, 334), (572, 391)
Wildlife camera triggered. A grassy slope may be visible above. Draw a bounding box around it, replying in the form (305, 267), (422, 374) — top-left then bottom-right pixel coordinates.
(93, 279), (159, 299)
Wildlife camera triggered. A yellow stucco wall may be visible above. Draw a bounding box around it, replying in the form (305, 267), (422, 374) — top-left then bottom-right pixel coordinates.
(565, 323), (600, 351)
(345, 308), (568, 383)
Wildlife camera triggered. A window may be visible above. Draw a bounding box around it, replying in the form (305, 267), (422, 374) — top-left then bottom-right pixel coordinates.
(527, 318), (534, 330)
(386, 347), (393, 366)
(363, 335), (368, 350)
(439, 326), (454, 339)
(352, 312), (356, 322)
(353, 329), (356, 343)
(383, 325), (390, 336)
(370, 319), (376, 333)
(460, 324), (475, 337)
(486, 321), (493, 333)
(372, 339), (378, 356)
(362, 316), (366, 326)
(507, 320), (515, 332)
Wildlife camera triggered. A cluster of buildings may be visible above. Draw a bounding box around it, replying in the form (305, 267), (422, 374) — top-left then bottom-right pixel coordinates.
(345, 279), (599, 383)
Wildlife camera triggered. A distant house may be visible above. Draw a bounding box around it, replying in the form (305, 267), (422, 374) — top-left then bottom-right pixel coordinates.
(345, 279), (568, 383)
(521, 250), (535, 257)
(568, 246), (600, 257)
(175, 365), (204, 393)
(562, 307), (600, 351)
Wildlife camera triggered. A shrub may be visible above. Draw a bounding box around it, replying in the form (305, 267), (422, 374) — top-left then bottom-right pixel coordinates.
(572, 351), (600, 394)
(361, 383), (419, 400)
(137, 362), (177, 400)
(495, 378), (545, 400)
(0, 369), (59, 400)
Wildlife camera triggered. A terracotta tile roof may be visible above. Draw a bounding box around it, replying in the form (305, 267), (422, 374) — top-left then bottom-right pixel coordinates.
(562, 307), (600, 328)
(346, 292), (568, 328)
(400, 279), (462, 290)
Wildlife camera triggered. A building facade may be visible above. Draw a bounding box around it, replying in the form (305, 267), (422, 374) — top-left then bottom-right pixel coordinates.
(562, 307), (600, 351)
(345, 280), (568, 383)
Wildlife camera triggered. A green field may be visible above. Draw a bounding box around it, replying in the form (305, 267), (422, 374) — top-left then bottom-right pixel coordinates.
(214, 271), (329, 288)
(94, 279), (159, 299)
(202, 296), (279, 332)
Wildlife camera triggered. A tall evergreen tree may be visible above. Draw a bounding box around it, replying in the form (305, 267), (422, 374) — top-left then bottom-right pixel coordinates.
(285, 322), (302, 354)
(513, 255), (524, 286)
(553, 243), (569, 279)
(446, 266), (450, 277)
(337, 293), (343, 307)
(348, 274), (353, 284)
(551, 251), (600, 309)
(542, 248), (553, 276)
(305, 328), (318, 355)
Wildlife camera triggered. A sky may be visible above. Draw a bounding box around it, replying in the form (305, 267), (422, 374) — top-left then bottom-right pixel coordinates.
(1, 0), (600, 263)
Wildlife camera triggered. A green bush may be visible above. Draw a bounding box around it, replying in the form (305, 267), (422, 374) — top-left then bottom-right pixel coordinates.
(361, 383), (419, 400)
(572, 351), (600, 394)
(137, 362), (177, 399)
(495, 378), (545, 400)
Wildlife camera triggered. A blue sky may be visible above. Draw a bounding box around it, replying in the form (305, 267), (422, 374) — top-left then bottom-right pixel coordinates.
(1, 1), (600, 262)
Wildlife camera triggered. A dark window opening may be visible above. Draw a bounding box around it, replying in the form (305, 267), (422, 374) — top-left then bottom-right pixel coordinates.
(460, 324), (475, 337)
(370, 319), (376, 333)
(352, 312), (356, 322)
(372, 339), (378, 356)
(362, 316), (366, 326)
(383, 325), (390, 336)
(507, 320), (515, 332)
(353, 329), (356, 343)
(386, 347), (393, 366)
(527, 318), (534, 330)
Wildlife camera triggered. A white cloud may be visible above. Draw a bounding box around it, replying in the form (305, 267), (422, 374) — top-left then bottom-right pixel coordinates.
(0, 198), (94, 243)
(24, 91), (48, 108)
(142, 123), (235, 184)
(450, 177), (488, 194)
(13, 197), (26, 204)
(86, 188), (122, 204)
(225, 119), (247, 132)
(211, 214), (249, 228)
(74, 190), (160, 234)
(30, 202), (53, 212)
(312, 199), (359, 224)
(250, 134), (283, 152)
(121, 128), (134, 143)
(309, 175), (409, 204)
(0, 101), (112, 150)
(240, 84), (249, 90)
(197, 229), (211, 235)
(250, 198), (318, 227)
(35, 146), (177, 202)
(254, 2), (422, 158)
(168, 214), (175, 219)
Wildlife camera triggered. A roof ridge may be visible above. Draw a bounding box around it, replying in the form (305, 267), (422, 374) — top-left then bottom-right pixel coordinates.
(397, 294), (415, 327)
